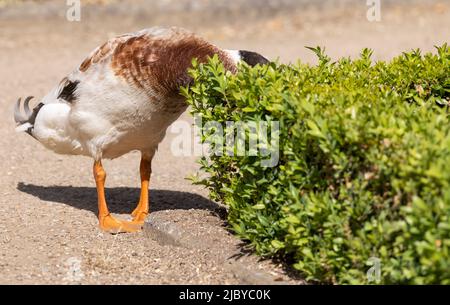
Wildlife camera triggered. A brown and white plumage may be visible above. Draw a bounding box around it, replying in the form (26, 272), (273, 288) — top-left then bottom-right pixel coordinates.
(14, 26), (269, 233)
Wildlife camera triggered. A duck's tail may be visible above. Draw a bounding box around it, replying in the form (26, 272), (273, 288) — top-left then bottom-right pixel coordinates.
(14, 96), (44, 138)
(14, 97), (83, 155)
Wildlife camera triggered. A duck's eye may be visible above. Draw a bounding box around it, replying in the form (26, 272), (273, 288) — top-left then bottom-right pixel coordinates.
(58, 79), (80, 103)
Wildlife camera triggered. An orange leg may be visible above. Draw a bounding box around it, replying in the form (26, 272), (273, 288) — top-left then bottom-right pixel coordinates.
(93, 160), (141, 233)
(131, 155), (152, 224)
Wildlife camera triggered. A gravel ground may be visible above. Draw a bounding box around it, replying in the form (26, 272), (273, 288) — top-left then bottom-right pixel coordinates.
(0, 0), (449, 284)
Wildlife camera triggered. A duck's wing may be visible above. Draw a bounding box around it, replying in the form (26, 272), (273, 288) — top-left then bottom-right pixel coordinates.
(78, 27), (238, 99)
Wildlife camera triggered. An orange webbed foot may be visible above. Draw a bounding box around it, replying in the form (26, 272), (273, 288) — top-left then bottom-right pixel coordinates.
(131, 208), (148, 225)
(99, 214), (142, 234)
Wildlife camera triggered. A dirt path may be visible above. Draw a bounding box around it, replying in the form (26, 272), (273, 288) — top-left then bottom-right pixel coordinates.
(0, 0), (448, 284)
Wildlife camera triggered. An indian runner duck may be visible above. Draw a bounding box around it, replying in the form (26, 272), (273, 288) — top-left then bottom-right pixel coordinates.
(14, 26), (269, 233)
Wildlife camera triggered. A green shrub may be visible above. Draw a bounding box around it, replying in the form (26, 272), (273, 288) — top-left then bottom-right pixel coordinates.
(182, 45), (450, 284)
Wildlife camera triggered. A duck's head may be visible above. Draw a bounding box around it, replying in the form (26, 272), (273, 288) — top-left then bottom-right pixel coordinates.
(238, 50), (270, 67)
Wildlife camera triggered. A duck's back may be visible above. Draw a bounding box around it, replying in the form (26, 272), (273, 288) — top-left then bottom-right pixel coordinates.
(79, 27), (237, 106)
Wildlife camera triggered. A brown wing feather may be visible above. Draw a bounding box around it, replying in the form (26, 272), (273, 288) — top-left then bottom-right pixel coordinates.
(76, 28), (236, 114)
(109, 28), (237, 97)
(79, 34), (133, 73)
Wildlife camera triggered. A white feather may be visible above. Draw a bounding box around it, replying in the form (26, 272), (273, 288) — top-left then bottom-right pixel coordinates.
(31, 54), (179, 160)
(15, 122), (32, 133)
(224, 50), (241, 65)
(32, 102), (83, 156)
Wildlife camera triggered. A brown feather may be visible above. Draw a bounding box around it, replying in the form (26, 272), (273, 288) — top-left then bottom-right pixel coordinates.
(77, 28), (237, 113)
(110, 29), (236, 97)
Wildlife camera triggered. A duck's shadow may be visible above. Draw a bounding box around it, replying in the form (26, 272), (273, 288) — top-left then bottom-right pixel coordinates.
(17, 182), (225, 218)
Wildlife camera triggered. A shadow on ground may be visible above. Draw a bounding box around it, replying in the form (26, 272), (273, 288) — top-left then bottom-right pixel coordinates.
(16, 182), (303, 282)
(17, 182), (225, 217)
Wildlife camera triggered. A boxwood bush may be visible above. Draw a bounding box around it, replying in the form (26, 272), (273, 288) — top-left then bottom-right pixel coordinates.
(182, 45), (450, 284)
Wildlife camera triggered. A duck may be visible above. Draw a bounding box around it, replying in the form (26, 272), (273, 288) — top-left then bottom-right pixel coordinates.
(14, 26), (269, 233)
